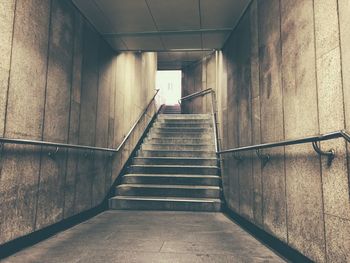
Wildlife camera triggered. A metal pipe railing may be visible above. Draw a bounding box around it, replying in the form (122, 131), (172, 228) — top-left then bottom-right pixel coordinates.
(179, 88), (213, 104)
(116, 89), (159, 151)
(179, 88), (220, 153)
(178, 88), (350, 165)
(217, 130), (350, 154)
(0, 89), (160, 154)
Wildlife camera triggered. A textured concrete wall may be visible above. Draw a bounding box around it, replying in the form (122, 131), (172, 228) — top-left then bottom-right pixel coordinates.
(181, 54), (216, 114)
(0, 0), (157, 245)
(182, 0), (350, 261)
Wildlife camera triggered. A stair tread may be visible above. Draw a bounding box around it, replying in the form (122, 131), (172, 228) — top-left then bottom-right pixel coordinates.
(124, 173), (220, 178)
(129, 164), (219, 169)
(143, 143), (214, 146)
(133, 157), (217, 160)
(110, 113), (222, 212)
(117, 184), (221, 190)
(141, 149), (215, 152)
(111, 196), (222, 202)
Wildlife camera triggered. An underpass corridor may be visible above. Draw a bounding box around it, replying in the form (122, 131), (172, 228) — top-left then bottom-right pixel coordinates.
(1, 0), (350, 262)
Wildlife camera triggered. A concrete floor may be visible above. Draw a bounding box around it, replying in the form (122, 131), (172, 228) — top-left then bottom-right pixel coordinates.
(3, 211), (286, 263)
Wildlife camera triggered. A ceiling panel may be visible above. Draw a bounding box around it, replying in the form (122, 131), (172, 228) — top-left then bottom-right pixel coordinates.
(186, 50), (213, 60)
(105, 37), (128, 50)
(162, 33), (202, 49)
(167, 51), (189, 61)
(158, 62), (183, 70)
(200, 0), (249, 29)
(122, 36), (164, 50)
(147, 0), (200, 31)
(202, 31), (230, 49)
(94, 0), (156, 33)
(72, 0), (114, 33)
(72, 0), (250, 69)
(157, 52), (171, 61)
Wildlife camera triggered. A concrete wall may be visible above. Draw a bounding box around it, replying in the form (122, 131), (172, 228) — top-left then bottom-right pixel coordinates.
(0, 0), (157, 245)
(181, 54), (216, 114)
(182, 0), (350, 261)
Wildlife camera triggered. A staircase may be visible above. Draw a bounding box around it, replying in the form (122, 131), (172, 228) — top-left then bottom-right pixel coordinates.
(109, 113), (222, 211)
(161, 104), (181, 114)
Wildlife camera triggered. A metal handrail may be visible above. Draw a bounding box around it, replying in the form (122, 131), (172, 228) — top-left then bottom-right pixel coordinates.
(0, 137), (116, 153)
(116, 89), (159, 151)
(179, 88), (213, 103)
(0, 89), (160, 154)
(179, 88), (220, 153)
(178, 88), (350, 164)
(218, 130), (350, 154)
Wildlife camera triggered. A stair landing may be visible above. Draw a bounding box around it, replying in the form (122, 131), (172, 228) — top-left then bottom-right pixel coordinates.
(2, 211), (286, 262)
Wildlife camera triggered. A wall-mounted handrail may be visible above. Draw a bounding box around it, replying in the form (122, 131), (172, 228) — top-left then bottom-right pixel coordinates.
(116, 89), (159, 151)
(0, 137), (117, 153)
(218, 130), (350, 154)
(178, 88), (350, 165)
(0, 89), (160, 154)
(179, 88), (220, 153)
(179, 88), (213, 104)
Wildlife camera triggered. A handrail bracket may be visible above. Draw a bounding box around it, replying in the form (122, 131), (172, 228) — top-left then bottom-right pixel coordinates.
(312, 141), (335, 166)
(48, 147), (59, 158)
(256, 149), (270, 167)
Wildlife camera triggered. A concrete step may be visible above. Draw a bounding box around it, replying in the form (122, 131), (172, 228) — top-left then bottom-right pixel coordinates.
(138, 149), (216, 158)
(141, 143), (215, 151)
(156, 119), (212, 125)
(122, 173), (221, 186)
(115, 184), (221, 198)
(109, 113), (222, 212)
(158, 114), (210, 120)
(128, 164), (219, 175)
(148, 132), (213, 139)
(151, 127), (212, 134)
(133, 157), (218, 166)
(109, 196), (222, 212)
(144, 137), (213, 145)
(153, 123), (212, 128)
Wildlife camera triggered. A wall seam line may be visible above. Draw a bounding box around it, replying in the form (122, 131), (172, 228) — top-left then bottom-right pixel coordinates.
(336, 0), (350, 204)
(278, 0), (288, 245)
(73, 18), (84, 215)
(91, 37), (102, 208)
(312, 0), (328, 261)
(33, 0), (53, 231)
(62, 4), (77, 219)
(0, 0), (18, 193)
(257, 0), (265, 232)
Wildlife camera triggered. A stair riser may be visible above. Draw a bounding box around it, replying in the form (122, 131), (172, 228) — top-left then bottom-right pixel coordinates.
(157, 121), (211, 126)
(128, 166), (219, 175)
(158, 115), (210, 120)
(109, 199), (222, 212)
(141, 144), (215, 151)
(151, 128), (212, 133)
(154, 123), (211, 128)
(115, 187), (221, 198)
(133, 158), (217, 166)
(138, 150), (216, 158)
(144, 138), (212, 144)
(148, 132), (213, 139)
(122, 176), (220, 186)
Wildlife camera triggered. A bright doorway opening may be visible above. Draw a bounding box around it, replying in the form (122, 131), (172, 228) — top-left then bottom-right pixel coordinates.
(156, 70), (181, 106)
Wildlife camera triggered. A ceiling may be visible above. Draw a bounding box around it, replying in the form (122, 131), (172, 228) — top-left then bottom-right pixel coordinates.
(72, 0), (250, 69)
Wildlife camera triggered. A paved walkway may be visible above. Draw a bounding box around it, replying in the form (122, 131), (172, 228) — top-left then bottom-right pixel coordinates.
(3, 211), (286, 263)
